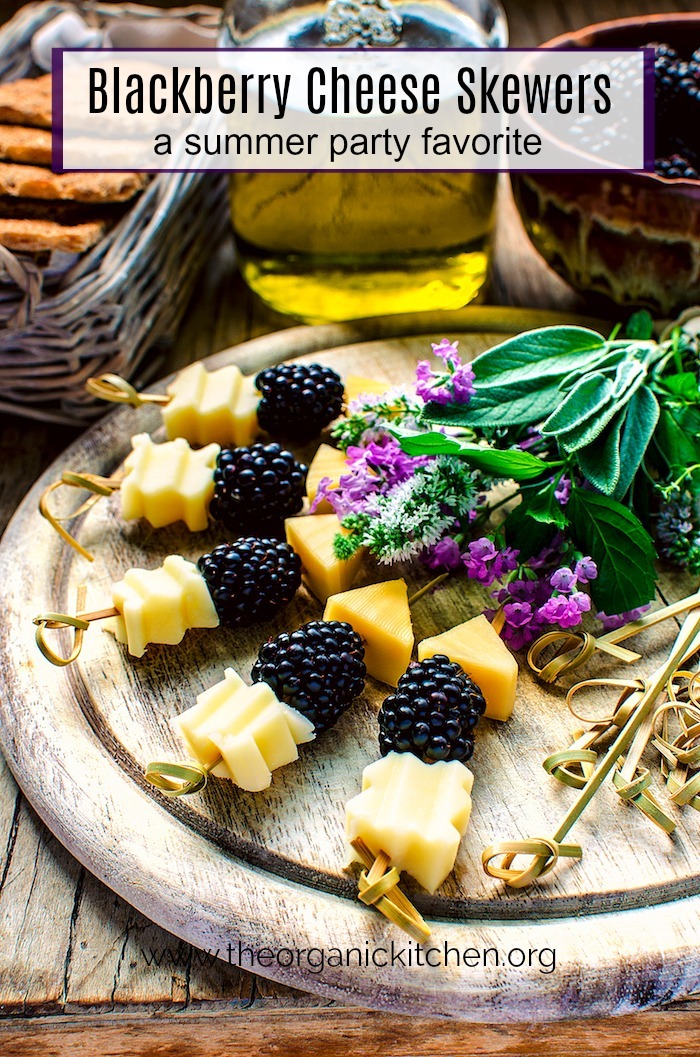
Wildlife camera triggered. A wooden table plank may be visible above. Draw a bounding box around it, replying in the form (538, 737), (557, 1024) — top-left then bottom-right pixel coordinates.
(1, 0), (699, 1044)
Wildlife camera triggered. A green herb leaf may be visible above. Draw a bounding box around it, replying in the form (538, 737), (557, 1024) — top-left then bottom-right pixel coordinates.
(568, 489), (656, 614)
(654, 404), (700, 473)
(625, 309), (654, 340)
(524, 484), (569, 529)
(471, 326), (607, 385)
(423, 376), (565, 429)
(575, 410), (624, 494)
(542, 372), (614, 437)
(659, 372), (700, 401)
(503, 500), (558, 560)
(393, 430), (557, 481)
(612, 387), (660, 501)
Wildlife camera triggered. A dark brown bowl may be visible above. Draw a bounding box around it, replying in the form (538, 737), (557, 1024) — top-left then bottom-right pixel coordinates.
(511, 14), (700, 316)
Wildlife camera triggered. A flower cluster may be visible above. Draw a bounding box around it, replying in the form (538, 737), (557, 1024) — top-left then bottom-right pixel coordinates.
(656, 490), (700, 576)
(313, 435), (424, 519)
(334, 456), (478, 565)
(470, 543), (599, 650)
(332, 388), (422, 451)
(415, 339), (475, 406)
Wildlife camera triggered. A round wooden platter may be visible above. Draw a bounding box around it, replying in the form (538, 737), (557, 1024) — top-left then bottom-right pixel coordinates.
(2, 305), (700, 1022)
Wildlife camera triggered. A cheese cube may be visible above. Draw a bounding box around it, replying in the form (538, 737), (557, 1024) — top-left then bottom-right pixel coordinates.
(120, 433), (219, 532)
(324, 579), (413, 686)
(163, 362), (259, 447)
(105, 554), (220, 657)
(285, 514), (363, 603)
(344, 375), (389, 405)
(346, 752), (474, 893)
(418, 614), (518, 722)
(306, 443), (347, 513)
(172, 667), (315, 792)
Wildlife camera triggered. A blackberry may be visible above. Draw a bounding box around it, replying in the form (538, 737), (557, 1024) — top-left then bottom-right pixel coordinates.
(655, 154), (699, 180)
(210, 443), (307, 532)
(198, 538), (301, 628)
(648, 41), (689, 157)
(378, 655), (486, 764)
(255, 363), (344, 442)
(252, 620), (366, 733)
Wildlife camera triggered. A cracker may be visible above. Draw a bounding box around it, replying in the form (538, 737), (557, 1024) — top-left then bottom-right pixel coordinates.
(0, 217), (106, 253)
(0, 162), (148, 204)
(0, 74), (52, 129)
(0, 124), (52, 165)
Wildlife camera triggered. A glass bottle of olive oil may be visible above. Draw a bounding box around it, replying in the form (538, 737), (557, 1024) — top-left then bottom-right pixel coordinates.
(221, 0), (507, 323)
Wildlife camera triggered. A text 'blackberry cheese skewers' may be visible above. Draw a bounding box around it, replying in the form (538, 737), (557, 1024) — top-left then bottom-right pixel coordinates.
(145, 621), (366, 794)
(86, 361), (346, 448)
(40, 436), (308, 561)
(33, 539), (302, 664)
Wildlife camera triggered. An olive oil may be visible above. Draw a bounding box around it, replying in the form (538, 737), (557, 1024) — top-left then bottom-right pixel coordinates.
(223, 1), (503, 322)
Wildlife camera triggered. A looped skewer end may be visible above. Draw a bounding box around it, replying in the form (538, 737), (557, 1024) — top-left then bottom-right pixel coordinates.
(86, 373), (170, 409)
(32, 588), (118, 667)
(481, 837), (582, 889)
(350, 838), (431, 942)
(144, 760), (211, 797)
(39, 472), (122, 562)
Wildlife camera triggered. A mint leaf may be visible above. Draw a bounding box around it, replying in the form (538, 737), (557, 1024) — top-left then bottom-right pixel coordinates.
(472, 326), (606, 386)
(659, 372), (699, 401)
(625, 310), (654, 340)
(575, 410), (624, 494)
(568, 489), (656, 614)
(504, 500), (558, 560)
(394, 430), (556, 481)
(525, 484), (569, 529)
(612, 387), (659, 500)
(654, 405), (700, 473)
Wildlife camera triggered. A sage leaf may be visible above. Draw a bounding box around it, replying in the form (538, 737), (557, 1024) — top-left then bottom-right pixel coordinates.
(568, 489), (657, 614)
(625, 309), (654, 340)
(394, 430), (556, 480)
(423, 376), (564, 429)
(542, 372), (614, 437)
(471, 326), (606, 386)
(575, 410), (624, 494)
(612, 387), (660, 500)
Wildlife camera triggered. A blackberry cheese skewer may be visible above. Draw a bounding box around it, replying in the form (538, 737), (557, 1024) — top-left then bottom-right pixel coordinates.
(86, 361), (345, 448)
(40, 437), (307, 561)
(145, 620), (366, 794)
(33, 539), (301, 665)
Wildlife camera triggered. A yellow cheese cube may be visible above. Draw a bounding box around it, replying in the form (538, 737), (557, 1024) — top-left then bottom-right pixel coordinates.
(120, 433), (219, 532)
(306, 443), (347, 513)
(346, 752), (474, 893)
(418, 614), (518, 722)
(285, 514), (363, 603)
(344, 375), (389, 405)
(106, 554), (219, 657)
(323, 579), (413, 686)
(163, 362), (259, 447)
(172, 667), (315, 792)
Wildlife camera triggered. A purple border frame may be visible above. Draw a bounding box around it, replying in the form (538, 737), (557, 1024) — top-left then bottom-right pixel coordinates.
(52, 46), (654, 176)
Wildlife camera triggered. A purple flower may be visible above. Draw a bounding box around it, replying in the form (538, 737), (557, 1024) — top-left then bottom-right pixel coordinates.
(554, 476), (572, 505)
(431, 338), (460, 365)
(550, 566), (577, 593)
(574, 556), (597, 584)
(463, 536), (519, 587)
(424, 536), (462, 570)
(503, 601), (533, 628)
(570, 590), (591, 613)
(415, 340), (474, 406)
(597, 605), (651, 631)
(537, 594), (584, 629)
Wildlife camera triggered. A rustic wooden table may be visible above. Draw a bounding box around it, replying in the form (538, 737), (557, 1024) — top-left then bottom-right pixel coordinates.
(2, 0), (700, 1052)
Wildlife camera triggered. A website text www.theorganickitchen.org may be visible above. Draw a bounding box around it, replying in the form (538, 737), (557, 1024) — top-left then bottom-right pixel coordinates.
(140, 940), (557, 975)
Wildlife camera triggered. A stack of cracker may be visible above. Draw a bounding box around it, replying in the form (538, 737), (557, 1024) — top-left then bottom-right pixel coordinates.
(0, 73), (147, 254)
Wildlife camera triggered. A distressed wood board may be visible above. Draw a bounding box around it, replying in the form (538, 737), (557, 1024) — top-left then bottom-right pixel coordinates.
(1, 306), (699, 1022)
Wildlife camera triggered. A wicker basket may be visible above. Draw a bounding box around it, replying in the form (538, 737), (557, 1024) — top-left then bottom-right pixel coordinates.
(0, 1), (229, 425)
